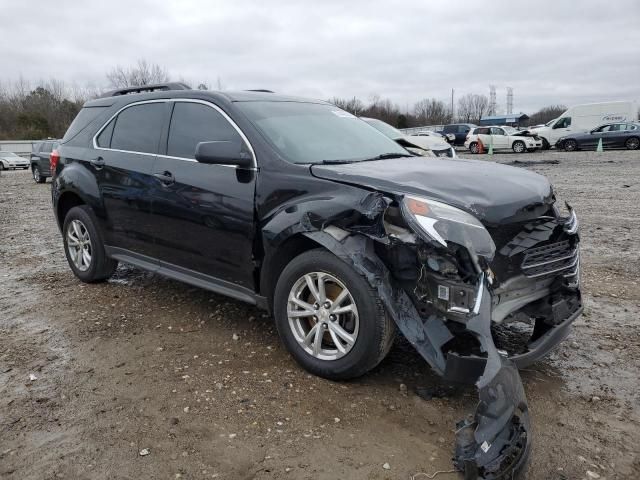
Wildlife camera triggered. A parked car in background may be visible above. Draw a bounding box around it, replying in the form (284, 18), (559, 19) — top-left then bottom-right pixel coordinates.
(530, 101), (637, 149)
(31, 139), (59, 183)
(556, 122), (640, 151)
(361, 117), (456, 157)
(465, 126), (543, 153)
(437, 123), (476, 146)
(0, 151), (29, 170)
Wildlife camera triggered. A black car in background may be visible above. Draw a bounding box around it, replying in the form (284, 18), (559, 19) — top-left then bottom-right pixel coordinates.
(438, 123), (476, 145)
(51, 84), (583, 478)
(556, 122), (640, 151)
(30, 139), (59, 183)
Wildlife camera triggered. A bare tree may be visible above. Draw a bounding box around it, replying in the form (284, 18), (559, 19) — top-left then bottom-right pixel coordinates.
(413, 98), (450, 125)
(525, 105), (567, 126)
(106, 59), (170, 88)
(457, 93), (489, 123)
(328, 96), (365, 115)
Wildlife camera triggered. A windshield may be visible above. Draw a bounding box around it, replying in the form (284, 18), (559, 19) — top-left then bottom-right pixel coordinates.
(237, 101), (408, 164)
(360, 117), (404, 140)
(503, 126), (517, 134)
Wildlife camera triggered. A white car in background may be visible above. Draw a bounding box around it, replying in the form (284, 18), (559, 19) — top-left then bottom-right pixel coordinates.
(361, 117), (457, 158)
(464, 126), (543, 154)
(0, 151), (29, 170)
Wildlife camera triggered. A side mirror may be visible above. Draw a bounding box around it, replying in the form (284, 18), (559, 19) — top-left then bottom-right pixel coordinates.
(195, 140), (253, 168)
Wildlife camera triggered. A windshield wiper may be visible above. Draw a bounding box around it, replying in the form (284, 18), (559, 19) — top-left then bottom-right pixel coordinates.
(321, 153), (412, 165)
(362, 153), (413, 161)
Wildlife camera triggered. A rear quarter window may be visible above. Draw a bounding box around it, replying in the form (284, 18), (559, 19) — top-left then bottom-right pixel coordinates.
(62, 106), (107, 143)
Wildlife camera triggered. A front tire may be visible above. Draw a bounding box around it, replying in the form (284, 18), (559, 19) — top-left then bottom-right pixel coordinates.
(564, 139), (578, 152)
(541, 138), (551, 150)
(512, 140), (526, 153)
(33, 166), (46, 183)
(63, 205), (117, 283)
(274, 249), (394, 380)
(625, 137), (639, 150)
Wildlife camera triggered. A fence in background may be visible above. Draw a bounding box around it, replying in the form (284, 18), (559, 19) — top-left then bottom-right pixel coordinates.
(400, 125), (444, 135)
(0, 140), (35, 158)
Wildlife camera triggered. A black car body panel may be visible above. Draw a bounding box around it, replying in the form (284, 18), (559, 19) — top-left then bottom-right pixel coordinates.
(52, 88), (584, 479)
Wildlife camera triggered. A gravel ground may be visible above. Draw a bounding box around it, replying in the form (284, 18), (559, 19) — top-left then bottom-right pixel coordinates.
(1, 149), (639, 479)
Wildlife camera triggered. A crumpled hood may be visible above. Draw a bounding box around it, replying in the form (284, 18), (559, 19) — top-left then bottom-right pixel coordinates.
(311, 157), (555, 225)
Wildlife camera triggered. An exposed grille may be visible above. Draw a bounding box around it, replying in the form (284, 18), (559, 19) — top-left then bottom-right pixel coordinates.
(521, 240), (579, 278)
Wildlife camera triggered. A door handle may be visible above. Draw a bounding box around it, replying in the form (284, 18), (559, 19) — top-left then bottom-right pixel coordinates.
(90, 157), (105, 168)
(153, 171), (175, 185)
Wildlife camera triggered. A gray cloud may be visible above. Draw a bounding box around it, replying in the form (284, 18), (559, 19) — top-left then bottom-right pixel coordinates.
(1, 0), (639, 113)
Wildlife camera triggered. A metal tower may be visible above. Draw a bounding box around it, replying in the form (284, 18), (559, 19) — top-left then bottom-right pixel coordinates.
(506, 87), (513, 115)
(489, 85), (497, 116)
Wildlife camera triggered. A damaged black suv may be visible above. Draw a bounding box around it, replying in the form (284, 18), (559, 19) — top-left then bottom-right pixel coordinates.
(52, 84), (582, 479)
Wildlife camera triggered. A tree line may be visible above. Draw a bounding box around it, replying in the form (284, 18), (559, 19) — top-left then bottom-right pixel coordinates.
(0, 59), (572, 140)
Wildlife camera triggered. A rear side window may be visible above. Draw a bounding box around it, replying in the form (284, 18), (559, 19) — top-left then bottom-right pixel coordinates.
(62, 106), (107, 143)
(458, 125), (470, 133)
(41, 142), (53, 153)
(167, 102), (241, 159)
(443, 125), (455, 133)
(96, 119), (116, 148)
(475, 127), (490, 135)
(111, 103), (166, 154)
(33, 142), (42, 153)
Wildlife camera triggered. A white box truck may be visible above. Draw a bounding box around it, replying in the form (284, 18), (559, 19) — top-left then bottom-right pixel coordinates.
(530, 101), (638, 148)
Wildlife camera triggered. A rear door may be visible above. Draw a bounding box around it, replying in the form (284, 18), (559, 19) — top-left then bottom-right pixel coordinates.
(93, 101), (169, 258)
(150, 100), (257, 289)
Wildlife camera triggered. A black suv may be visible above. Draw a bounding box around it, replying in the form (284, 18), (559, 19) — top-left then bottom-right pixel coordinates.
(31, 139), (59, 183)
(438, 123), (476, 145)
(52, 84), (582, 477)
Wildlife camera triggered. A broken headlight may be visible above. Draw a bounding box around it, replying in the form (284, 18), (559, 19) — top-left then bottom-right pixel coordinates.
(401, 195), (496, 260)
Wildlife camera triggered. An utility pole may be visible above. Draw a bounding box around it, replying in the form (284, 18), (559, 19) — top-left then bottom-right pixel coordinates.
(507, 87), (513, 115)
(450, 88), (455, 122)
(489, 85), (497, 116)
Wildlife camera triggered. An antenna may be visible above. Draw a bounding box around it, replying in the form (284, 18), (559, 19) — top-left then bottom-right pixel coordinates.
(489, 85), (497, 116)
(506, 87), (513, 115)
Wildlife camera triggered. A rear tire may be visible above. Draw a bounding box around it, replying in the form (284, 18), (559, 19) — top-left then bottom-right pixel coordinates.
(625, 137), (639, 150)
(62, 205), (117, 283)
(564, 139), (578, 152)
(527, 148), (538, 152)
(469, 142), (479, 154)
(274, 249), (395, 380)
(33, 166), (46, 183)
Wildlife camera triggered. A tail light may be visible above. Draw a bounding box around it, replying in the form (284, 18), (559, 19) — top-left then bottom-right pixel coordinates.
(50, 149), (60, 174)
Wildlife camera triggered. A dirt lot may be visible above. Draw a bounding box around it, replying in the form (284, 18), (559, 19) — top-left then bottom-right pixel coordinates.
(1, 150), (639, 480)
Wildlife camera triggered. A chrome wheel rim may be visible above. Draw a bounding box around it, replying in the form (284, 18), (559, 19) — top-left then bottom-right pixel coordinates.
(66, 219), (92, 272)
(287, 272), (359, 361)
(33, 169), (39, 181)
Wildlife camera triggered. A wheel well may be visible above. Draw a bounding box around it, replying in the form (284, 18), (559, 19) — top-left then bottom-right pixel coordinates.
(56, 192), (85, 228)
(259, 234), (325, 310)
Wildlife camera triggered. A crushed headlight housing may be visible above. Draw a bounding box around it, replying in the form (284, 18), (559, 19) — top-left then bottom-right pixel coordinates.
(401, 195), (496, 260)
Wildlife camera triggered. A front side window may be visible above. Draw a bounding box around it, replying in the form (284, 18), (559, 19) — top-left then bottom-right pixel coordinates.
(237, 101), (407, 164)
(553, 117), (571, 129)
(110, 103), (166, 154)
(595, 124), (612, 133)
(167, 102), (242, 159)
(490, 127), (504, 135)
(458, 125), (470, 133)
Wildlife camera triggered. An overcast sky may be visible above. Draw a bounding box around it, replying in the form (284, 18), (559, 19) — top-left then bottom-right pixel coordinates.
(1, 0), (639, 113)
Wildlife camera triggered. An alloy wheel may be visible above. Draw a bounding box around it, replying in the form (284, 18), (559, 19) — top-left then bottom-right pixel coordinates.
(513, 141), (525, 153)
(626, 137), (639, 150)
(33, 168), (40, 182)
(66, 219), (93, 272)
(565, 140), (577, 151)
(287, 272), (359, 361)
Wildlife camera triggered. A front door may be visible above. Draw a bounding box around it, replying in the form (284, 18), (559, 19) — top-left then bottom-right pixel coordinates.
(93, 101), (169, 258)
(150, 100), (257, 289)
(490, 127), (509, 149)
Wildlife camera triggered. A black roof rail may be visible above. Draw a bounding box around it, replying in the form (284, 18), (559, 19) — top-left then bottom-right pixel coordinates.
(99, 82), (192, 98)
(245, 89), (274, 93)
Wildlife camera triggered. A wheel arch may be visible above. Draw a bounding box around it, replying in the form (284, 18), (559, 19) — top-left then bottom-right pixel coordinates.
(56, 191), (87, 229)
(259, 233), (326, 311)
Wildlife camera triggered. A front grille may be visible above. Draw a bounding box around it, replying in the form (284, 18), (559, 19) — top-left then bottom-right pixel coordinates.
(521, 240), (579, 278)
